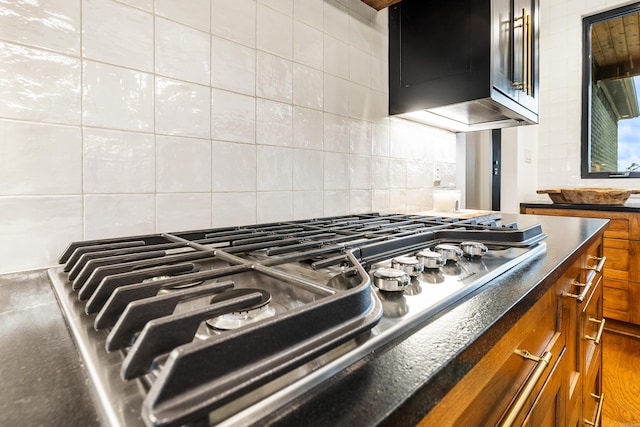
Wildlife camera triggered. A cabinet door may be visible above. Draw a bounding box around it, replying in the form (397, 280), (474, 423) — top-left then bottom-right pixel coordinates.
(492, 0), (517, 100)
(522, 350), (565, 427)
(513, 0), (538, 112)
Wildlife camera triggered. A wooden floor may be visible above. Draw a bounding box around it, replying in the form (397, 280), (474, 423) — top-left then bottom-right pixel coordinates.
(602, 329), (640, 426)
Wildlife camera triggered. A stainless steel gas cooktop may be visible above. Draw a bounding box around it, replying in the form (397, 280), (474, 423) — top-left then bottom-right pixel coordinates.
(47, 213), (546, 427)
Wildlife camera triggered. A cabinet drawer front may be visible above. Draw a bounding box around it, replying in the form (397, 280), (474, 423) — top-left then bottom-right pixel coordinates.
(603, 278), (631, 322)
(582, 277), (604, 375)
(603, 238), (630, 281)
(583, 366), (603, 427)
(521, 349), (565, 427)
(418, 289), (562, 427)
(522, 207), (638, 239)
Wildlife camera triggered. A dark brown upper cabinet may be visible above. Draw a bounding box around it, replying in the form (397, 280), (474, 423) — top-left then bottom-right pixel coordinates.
(389, 0), (539, 132)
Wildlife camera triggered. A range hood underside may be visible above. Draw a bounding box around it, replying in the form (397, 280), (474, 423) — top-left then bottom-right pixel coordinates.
(398, 93), (537, 133)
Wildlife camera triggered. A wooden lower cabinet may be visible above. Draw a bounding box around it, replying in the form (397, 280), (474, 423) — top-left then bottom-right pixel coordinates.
(521, 205), (640, 328)
(418, 236), (604, 426)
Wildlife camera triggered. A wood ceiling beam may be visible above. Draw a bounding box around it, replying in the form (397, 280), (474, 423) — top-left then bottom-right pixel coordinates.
(360, 0), (402, 11)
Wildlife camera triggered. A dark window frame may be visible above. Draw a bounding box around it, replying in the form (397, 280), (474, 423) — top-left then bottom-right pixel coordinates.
(581, 2), (640, 179)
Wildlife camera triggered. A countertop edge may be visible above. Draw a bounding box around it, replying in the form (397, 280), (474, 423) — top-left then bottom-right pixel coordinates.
(264, 214), (610, 426)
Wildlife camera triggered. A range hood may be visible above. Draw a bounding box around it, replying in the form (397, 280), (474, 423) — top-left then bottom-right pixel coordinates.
(388, 0), (539, 133)
(398, 95), (534, 133)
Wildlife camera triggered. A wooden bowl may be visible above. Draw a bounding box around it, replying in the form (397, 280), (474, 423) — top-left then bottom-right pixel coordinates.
(537, 188), (640, 205)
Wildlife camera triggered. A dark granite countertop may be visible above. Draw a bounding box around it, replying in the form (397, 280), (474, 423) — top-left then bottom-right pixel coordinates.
(0, 213), (608, 427)
(521, 197), (640, 212)
(261, 213), (608, 426)
(0, 269), (102, 426)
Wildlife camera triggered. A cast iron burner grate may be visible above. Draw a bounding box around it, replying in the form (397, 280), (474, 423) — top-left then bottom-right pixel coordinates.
(48, 213), (546, 427)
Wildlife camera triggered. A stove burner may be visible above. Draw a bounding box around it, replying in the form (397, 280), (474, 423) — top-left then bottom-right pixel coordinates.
(460, 241), (488, 258)
(206, 289), (275, 331)
(391, 255), (423, 276)
(372, 267), (410, 292)
(434, 244), (463, 263)
(416, 250), (444, 269)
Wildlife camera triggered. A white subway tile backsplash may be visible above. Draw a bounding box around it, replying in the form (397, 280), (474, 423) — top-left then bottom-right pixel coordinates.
(83, 128), (154, 193)
(155, 77), (211, 138)
(0, 196), (82, 272)
(371, 157), (390, 190)
(323, 113), (350, 153)
(349, 189), (372, 213)
(324, 190), (350, 216)
(211, 36), (256, 95)
(349, 119), (372, 154)
(349, 82), (371, 120)
(324, 74), (350, 116)
(324, 35), (350, 79)
(0, 0), (80, 55)
(212, 192), (256, 227)
(256, 98), (293, 147)
(257, 145), (293, 191)
(84, 194), (155, 240)
(211, 89), (256, 144)
(293, 106), (324, 150)
(211, 0), (256, 48)
(257, 191), (293, 222)
(324, 0), (349, 41)
(324, 152), (349, 190)
(256, 51), (293, 103)
(115, 0), (153, 12)
(212, 141), (256, 192)
(156, 0), (210, 32)
(156, 136), (211, 192)
(349, 46), (371, 87)
(294, 0), (323, 30)
(0, 120), (81, 195)
(155, 18), (211, 85)
(156, 193), (212, 232)
(389, 159), (407, 189)
(293, 107), (324, 150)
(258, 0), (294, 16)
(293, 191), (324, 219)
(389, 189), (407, 213)
(407, 161), (430, 189)
(1, 0), (458, 272)
(372, 120), (390, 157)
(407, 188), (430, 213)
(257, 4), (293, 59)
(372, 6), (388, 30)
(82, 0), (153, 71)
(349, 154), (371, 190)
(371, 55), (387, 92)
(0, 42), (80, 125)
(293, 21), (323, 70)
(372, 189), (390, 213)
(293, 64), (323, 109)
(293, 149), (323, 190)
(349, 12), (371, 53)
(83, 61), (153, 131)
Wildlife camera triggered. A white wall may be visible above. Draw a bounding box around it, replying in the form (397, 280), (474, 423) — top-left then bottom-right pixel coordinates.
(0, 0), (457, 273)
(519, 0), (640, 203)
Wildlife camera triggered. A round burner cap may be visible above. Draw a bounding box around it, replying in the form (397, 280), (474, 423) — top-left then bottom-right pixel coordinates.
(434, 244), (463, 262)
(416, 250), (444, 269)
(391, 255), (423, 276)
(461, 241), (488, 257)
(373, 267), (410, 292)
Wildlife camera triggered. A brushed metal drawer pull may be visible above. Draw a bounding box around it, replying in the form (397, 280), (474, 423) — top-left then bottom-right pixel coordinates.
(563, 279), (592, 302)
(586, 256), (606, 273)
(585, 317), (606, 345)
(500, 350), (553, 427)
(584, 392), (605, 426)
